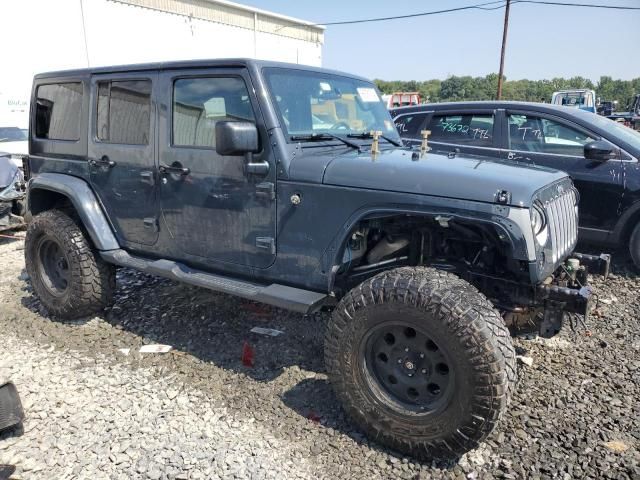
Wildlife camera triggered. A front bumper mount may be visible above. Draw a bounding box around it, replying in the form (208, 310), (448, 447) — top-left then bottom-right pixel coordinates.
(536, 252), (611, 337)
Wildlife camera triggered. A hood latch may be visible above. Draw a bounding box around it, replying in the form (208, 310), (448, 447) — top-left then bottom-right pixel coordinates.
(495, 190), (512, 205)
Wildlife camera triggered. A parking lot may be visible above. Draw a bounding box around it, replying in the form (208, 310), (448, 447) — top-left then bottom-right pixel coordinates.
(0, 232), (637, 480)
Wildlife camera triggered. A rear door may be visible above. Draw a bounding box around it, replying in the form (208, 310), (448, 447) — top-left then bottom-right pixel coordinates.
(88, 72), (159, 246)
(422, 110), (501, 157)
(501, 110), (624, 233)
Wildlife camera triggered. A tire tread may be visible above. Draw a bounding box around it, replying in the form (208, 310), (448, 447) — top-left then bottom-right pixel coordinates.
(325, 266), (516, 461)
(25, 209), (115, 319)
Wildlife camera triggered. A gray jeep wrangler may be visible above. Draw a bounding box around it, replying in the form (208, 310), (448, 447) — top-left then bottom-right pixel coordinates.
(24, 60), (609, 461)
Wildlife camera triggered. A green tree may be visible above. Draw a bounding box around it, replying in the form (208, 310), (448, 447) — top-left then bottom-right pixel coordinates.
(375, 74), (639, 106)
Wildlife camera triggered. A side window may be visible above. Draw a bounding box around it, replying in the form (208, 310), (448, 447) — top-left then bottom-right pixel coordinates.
(426, 113), (494, 147)
(394, 113), (427, 138)
(508, 114), (596, 156)
(172, 77), (255, 149)
(96, 80), (151, 145)
(35, 83), (83, 141)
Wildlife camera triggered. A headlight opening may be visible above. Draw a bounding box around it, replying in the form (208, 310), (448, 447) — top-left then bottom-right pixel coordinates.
(531, 202), (548, 245)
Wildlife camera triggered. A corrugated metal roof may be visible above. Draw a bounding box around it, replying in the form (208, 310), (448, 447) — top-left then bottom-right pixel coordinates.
(108, 0), (324, 43)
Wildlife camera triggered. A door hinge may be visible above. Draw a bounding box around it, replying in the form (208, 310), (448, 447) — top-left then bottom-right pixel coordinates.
(143, 217), (158, 232)
(256, 236), (276, 254)
(256, 182), (275, 201)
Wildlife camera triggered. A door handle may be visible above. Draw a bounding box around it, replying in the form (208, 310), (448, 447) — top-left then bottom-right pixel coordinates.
(88, 155), (116, 168)
(244, 160), (269, 176)
(159, 164), (191, 176)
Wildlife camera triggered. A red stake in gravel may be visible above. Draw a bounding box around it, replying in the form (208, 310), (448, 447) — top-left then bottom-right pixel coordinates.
(241, 341), (255, 367)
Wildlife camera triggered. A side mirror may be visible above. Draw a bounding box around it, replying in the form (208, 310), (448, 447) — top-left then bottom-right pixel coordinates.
(215, 121), (259, 156)
(584, 140), (616, 162)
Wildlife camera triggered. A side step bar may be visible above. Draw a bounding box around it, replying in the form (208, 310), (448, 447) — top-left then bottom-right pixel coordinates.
(101, 249), (328, 314)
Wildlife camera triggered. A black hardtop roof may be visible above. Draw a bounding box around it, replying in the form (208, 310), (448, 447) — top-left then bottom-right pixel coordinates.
(33, 58), (371, 83)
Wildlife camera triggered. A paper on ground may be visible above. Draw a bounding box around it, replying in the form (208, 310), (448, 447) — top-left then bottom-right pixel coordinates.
(250, 327), (284, 337)
(139, 344), (173, 353)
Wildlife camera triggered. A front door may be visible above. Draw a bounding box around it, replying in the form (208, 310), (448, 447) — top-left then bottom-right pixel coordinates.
(502, 111), (624, 233)
(158, 69), (276, 268)
(88, 72), (159, 246)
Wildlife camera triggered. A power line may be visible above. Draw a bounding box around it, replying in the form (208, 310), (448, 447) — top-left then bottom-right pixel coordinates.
(316, 1), (508, 26)
(516, 1), (640, 9)
(314, 0), (639, 27)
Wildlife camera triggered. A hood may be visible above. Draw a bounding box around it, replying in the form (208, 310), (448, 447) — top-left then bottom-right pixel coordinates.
(311, 148), (568, 207)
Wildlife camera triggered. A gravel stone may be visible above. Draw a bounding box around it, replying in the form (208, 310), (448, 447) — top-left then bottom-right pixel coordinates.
(0, 234), (639, 479)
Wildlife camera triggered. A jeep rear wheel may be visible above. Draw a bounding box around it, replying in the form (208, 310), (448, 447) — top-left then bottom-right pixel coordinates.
(325, 266), (516, 461)
(25, 209), (115, 319)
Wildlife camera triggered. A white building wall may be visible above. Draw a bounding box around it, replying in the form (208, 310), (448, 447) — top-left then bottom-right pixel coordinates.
(0, 0), (323, 128)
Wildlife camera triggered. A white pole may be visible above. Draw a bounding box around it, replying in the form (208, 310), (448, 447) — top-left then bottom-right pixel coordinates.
(253, 12), (258, 59)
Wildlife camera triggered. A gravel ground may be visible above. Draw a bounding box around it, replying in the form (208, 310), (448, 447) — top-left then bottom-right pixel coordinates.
(0, 232), (639, 479)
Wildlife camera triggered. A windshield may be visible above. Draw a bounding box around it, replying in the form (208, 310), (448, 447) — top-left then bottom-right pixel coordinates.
(583, 112), (640, 147)
(263, 67), (399, 141)
(0, 127), (28, 142)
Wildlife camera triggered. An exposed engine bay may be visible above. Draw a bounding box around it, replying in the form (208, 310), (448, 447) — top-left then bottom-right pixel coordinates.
(335, 215), (525, 292)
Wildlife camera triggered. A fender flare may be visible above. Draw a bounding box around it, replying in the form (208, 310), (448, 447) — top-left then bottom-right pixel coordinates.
(28, 173), (120, 251)
(323, 205), (532, 292)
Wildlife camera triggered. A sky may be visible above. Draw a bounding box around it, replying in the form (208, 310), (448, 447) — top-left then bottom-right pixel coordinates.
(241, 0), (640, 81)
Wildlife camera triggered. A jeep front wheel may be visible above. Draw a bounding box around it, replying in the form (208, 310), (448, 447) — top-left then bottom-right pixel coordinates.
(25, 209), (115, 319)
(325, 266), (516, 461)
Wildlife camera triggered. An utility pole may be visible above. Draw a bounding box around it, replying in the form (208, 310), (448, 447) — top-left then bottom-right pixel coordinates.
(496, 0), (511, 100)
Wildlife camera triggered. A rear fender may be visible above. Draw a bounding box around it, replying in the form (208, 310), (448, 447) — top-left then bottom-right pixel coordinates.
(27, 173), (119, 251)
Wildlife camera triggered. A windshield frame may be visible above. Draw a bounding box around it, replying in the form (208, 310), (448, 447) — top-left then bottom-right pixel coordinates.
(262, 67), (400, 145)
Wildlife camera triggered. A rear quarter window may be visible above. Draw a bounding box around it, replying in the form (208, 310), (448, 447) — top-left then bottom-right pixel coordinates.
(394, 113), (428, 138)
(35, 83), (83, 141)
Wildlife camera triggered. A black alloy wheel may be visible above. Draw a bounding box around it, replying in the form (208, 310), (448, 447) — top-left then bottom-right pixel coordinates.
(35, 236), (71, 296)
(362, 323), (454, 414)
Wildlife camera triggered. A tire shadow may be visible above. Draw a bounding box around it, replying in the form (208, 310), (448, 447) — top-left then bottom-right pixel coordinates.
(19, 268), (326, 381)
(279, 378), (458, 468)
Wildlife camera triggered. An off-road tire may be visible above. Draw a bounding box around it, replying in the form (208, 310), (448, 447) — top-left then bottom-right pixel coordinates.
(629, 222), (640, 270)
(325, 266), (516, 461)
(25, 209), (115, 319)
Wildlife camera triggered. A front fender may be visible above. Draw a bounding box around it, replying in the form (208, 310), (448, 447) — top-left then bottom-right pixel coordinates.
(28, 173), (119, 251)
(323, 204), (534, 292)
